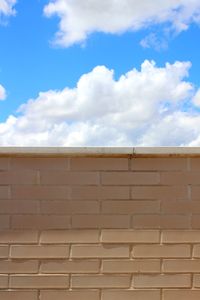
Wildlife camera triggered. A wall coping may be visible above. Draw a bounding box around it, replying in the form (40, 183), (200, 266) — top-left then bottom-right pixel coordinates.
(1, 147), (200, 157)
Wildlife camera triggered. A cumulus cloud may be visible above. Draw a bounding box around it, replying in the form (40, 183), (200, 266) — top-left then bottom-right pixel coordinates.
(192, 89), (200, 107)
(1, 60), (200, 146)
(44, 0), (200, 47)
(0, 84), (6, 100)
(0, 0), (17, 17)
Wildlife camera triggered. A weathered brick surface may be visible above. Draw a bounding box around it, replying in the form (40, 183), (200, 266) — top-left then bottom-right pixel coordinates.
(40, 290), (100, 300)
(0, 216), (10, 229)
(102, 259), (160, 273)
(0, 230), (38, 244)
(131, 157), (187, 171)
(0, 186), (10, 199)
(0, 246), (9, 258)
(40, 229), (99, 244)
(70, 157), (128, 170)
(71, 186), (130, 200)
(101, 229), (159, 243)
(72, 214), (130, 228)
(133, 274), (191, 288)
(163, 290), (200, 300)
(162, 259), (200, 273)
(0, 275), (9, 288)
(101, 171), (159, 185)
(10, 245), (69, 259)
(10, 275), (69, 288)
(11, 215), (71, 229)
(0, 291), (38, 300)
(132, 244), (191, 258)
(1, 155), (200, 299)
(0, 170), (38, 185)
(0, 200), (39, 214)
(11, 185), (70, 200)
(0, 157), (10, 170)
(0, 260), (39, 273)
(71, 275), (131, 288)
(162, 230), (200, 243)
(102, 290), (160, 300)
(11, 157), (69, 170)
(71, 244), (129, 258)
(41, 260), (100, 273)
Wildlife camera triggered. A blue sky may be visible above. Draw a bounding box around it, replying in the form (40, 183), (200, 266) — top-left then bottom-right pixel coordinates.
(0, 0), (200, 146)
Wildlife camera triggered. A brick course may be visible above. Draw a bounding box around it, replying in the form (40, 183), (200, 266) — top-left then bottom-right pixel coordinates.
(1, 153), (200, 299)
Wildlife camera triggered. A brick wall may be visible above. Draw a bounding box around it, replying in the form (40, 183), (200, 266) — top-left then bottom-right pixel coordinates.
(1, 151), (200, 299)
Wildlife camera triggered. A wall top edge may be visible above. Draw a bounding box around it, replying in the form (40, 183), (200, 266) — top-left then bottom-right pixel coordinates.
(1, 147), (200, 157)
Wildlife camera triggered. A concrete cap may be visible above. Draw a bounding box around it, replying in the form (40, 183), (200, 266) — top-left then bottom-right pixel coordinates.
(0, 147), (200, 157)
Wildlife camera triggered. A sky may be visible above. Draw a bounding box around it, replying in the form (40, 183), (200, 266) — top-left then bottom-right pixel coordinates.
(0, 0), (200, 146)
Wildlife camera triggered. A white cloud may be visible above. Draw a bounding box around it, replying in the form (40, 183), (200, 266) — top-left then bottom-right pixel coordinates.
(192, 89), (200, 107)
(1, 60), (200, 146)
(140, 33), (168, 51)
(0, 83), (6, 100)
(44, 0), (200, 47)
(0, 0), (17, 17)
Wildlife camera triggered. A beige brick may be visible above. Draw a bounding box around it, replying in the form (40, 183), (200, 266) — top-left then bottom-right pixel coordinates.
(40, 200), (99, 214)
(163, 290), (200, 300)
(102, 259), (160, 273)
(101, 172), (159, 185)
(131, 158), (187, 171)
(71, 186), (100, 200)
(11, 245), (69, 259)
(11, 185), (69, 200)
(102, 290), (160, 300)
(71, 275), (130, 288)
(0, 245), (9, 258)
(163, 259), (200, 272)
(99, 186), (131, 200)
(11, 157), (69, 170)
(0, 291), (38, 300)
(161, 200), (200, 214)
(102, 200), (160, 214)
(162, 230), (200, 243)
(71, 245), (129, 258)
(40, 229), (99, 244)
(132, 215), (190, 229)
(0, 200), (39, 214)
(134, 274), (191, 288)
(0, 216), (10, 229)
(70, 158), (128, 170)
(41, 260), (100, 273)
(40, 171), (99, 185)
(193, 245), (200, 257)
(10, 275), (69, 289)
(0, 275), (8, 288)
(0, 260), (39, 273)
(11, 215), (71, 229)
(191, 158), (200, 171)
(161, 171), (200, 185)
(133, 245), (190, 258)
(0, 186), (10, 199)
(0, 230), (38, 244)
(0, 170), (38, 185)
(193, 274), (200, 287)
(191, 215), (200, 228)
(131, 186), (187, 200)
(71, 186), (129, 200)
(101, 230), (159, 243)
(72, 215), (130, 229)
(191, 186), (200, 200)
(40, 290), (100, 300)
(0, 157), (10, 170)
